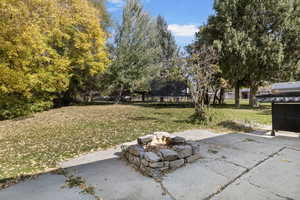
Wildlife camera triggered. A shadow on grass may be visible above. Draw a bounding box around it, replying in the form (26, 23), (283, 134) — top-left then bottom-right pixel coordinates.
(173, 113), (211, 126)
(12, 114), (35, 121)
(153, 112), (172, 116)
(74, 101), (271, 112)
(74, 101), (115, 106)
(212, 103), (271, 110)
(133, 102), (194, 109)
(173, 114), (257, 133)
(74, 101), (194, 109)
(217, 120), (255, 132)
(128, 116), (159, 121)
(258, 109), (272, 115)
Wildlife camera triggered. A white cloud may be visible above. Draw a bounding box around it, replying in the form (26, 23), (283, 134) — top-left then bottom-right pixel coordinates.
(168, 24), (198, 37)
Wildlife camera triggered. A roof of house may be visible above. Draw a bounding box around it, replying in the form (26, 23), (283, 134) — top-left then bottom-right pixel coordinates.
(256, 92), (300, 103)
(256, 82), (300, 103)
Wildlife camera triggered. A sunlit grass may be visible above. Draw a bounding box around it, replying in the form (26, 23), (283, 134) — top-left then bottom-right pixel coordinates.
(0, 100), (271, 183)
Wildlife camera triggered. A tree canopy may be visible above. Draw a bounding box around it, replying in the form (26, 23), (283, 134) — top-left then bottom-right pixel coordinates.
(193, 0), (300, 107)
(0, 0), (110, 118)
(155, 15), (180, 77)
(105, 0), (162, 101)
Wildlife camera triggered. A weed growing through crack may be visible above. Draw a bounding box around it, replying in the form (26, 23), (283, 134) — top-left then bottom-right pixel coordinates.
(243, 138), (256, 142)
(53, 169), (102, 200)
(82, 186), (96, 195)
(64, 175), (85, 189)
(208, 149), (219, 154)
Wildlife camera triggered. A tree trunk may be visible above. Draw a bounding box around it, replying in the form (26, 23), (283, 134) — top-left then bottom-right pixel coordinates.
(115, 85), (124, 104)
(195, 100), (206, 120)
(213, 90), (218, 105)
(219, 88), (225, 104)
(204, 89), (210, 105)
(142, 93), (145, 102)
(249, 84), (258, 107)
(87, 91), (93, 102)
(55, 91), (73, 107)
(235, 82), (240, 108)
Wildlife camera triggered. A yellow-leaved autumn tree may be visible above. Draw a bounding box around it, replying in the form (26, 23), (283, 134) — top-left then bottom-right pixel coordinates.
(0, 0), (109, 119)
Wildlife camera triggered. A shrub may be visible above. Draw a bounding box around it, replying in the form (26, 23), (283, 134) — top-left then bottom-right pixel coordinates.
(0, 97), (53, 120)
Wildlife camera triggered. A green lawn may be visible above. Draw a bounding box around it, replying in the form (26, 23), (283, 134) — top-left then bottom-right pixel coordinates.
(0, 100), (271, 185)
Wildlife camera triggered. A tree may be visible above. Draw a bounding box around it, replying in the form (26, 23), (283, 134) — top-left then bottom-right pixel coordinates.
(278, 0), (300, 82)
(0, 0), (71, 118)
(187, 40), (227, 106)
(90, 0), (112, 33)
(56, 0), (113, 104)
(211, 68), (227, 105)
(57, 0), (110, 104)
(195, 0), (300, 107)
(152, 16), (184, 102)
(0, 0), (110, 118)
(186, 46), (218, 120)
(107, 0), (161, 102)
(240, 0), (300, 107)
(155, 15), (181, 78)
(195, 1), (255, 108)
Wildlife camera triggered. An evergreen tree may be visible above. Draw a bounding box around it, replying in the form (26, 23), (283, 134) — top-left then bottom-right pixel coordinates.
(152, 16), (185, 101)
(195, 0), (300, 107)
(107, 0), (161, 102)
(156, 16), (180, 77)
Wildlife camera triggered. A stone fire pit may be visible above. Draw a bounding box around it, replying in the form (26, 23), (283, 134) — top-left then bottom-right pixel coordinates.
(121, 132), (201, 178)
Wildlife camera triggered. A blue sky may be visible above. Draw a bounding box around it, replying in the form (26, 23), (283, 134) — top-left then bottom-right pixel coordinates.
(106, 0), (215, 48)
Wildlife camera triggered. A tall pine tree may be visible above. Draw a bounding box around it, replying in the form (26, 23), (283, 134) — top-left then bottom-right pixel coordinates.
(156, 15), (180, 78)
(107, 0), (161, 102)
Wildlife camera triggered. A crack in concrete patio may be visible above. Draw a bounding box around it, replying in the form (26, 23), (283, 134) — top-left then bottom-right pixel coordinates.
(247, 179), (295, 200)
(1, 130), (299, 200)
(157, 179), (177, 200)
(202, 146), (287, 200)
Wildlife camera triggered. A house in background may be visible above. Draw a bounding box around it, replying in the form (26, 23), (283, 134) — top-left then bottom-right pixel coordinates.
(225, 87), (272, 99)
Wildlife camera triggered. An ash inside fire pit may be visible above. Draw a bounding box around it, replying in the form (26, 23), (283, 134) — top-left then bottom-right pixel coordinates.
(121, 132), (202, 178)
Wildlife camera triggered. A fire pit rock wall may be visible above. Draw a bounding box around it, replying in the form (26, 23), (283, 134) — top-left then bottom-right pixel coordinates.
(121, 132), (201, 178)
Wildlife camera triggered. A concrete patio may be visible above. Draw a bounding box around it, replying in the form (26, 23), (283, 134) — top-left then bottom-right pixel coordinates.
(0, 130), (299, 200)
